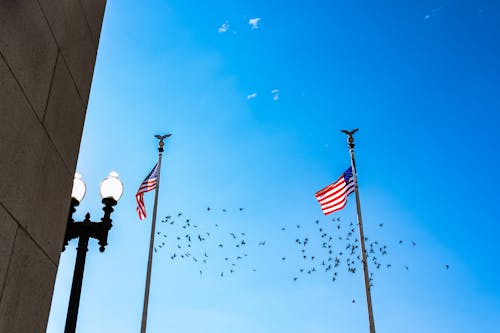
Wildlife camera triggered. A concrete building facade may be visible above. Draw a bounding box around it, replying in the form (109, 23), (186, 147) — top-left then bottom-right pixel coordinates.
(0, 1), (106, 331)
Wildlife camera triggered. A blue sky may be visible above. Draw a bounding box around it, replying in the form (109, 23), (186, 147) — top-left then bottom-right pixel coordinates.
(47, 1), (500, 332)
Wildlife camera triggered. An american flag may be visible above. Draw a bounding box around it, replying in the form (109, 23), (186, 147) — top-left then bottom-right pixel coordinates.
(136, 163), (159, 220)
(315, 166), (356, 215)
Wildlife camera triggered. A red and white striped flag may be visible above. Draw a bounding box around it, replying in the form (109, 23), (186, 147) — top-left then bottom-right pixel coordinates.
(136, 163), (159, 220)
(315, 167), (356, 215)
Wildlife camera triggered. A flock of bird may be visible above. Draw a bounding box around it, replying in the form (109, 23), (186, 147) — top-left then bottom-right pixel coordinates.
(152, 207), (449, 304)
(154, 207), (259, 278)
(287, 218), (414, 286)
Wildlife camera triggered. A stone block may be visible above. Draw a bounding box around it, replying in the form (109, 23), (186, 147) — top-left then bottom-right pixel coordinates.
(0, 0), (58, 120)
(0, 58), (72, 264)
(0, 229), (56, 333)
(79, 0), (107, 46)
(44, 54), (86, 172)
(38, 0), (98, 104)
(0, 205), (17, 298)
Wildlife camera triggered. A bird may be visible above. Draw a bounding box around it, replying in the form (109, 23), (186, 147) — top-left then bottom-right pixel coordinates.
(229, 233), (236, 239)
(207, 207), (211, 211)
(412, 241), (416, 246)
(352, 299), (356, 303)
(445, 265), (449, 270)
(177, 213), (182, 217)
(293, 277), (298, 282)
(239, 208), (244, 211)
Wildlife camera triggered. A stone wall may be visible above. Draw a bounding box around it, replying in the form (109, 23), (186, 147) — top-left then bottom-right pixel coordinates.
(0, 1), (106, 331)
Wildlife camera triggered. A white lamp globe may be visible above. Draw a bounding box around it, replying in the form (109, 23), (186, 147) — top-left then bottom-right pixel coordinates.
(99, 171), (124, 201)
(71, 172), (86, 202)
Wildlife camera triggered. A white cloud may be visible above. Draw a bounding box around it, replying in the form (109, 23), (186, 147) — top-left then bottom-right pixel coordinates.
(424, 6), (444, 20)
(247, 93), (257, 100)
(271, 89), (279, 101)
(218, 22), (230, 33)
(248, 17), (261, 30)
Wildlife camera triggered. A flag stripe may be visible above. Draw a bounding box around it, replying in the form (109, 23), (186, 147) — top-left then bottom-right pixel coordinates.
(320, 182), (356, 211)
(315, 174), (344, 197)
(315, 167), (356, 215)
(318, 179), (354, 205)
(315, 177), (349, 201)
(136, 163), (159, 220)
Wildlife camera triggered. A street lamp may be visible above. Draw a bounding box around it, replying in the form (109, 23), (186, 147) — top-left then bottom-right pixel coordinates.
(62, 171), (124, 333)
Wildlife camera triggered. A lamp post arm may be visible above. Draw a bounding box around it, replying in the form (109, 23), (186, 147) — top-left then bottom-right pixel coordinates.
(63, 198), (80, 252)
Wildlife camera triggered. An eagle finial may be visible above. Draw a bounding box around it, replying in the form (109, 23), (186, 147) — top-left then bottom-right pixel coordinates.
(154, 134), (172, 152)
(340, 128), (358, 148)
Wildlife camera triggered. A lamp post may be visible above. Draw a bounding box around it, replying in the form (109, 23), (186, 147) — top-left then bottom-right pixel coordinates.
(62, 171), (124, 333)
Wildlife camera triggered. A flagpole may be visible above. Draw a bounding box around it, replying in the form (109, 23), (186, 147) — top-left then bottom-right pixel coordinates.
(140, 134), (170, 333)
(341, 129), (376, 333)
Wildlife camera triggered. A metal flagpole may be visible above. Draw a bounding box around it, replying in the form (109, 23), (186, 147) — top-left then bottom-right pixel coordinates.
(341, 129), (376, 333)
(140, 134), (171, 333)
